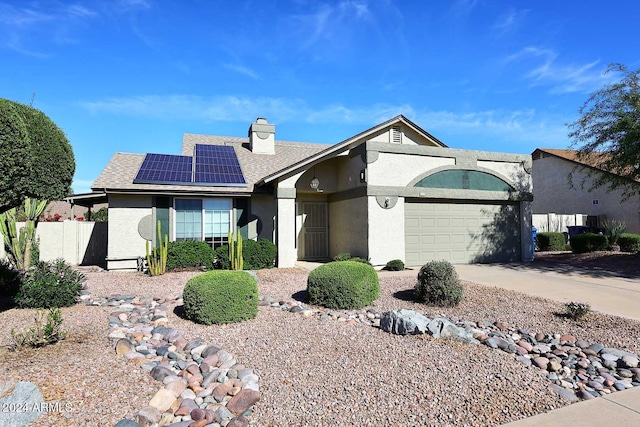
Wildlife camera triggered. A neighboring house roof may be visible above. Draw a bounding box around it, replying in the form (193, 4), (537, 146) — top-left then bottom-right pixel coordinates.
(92, 139), (330, 194)
(532, 148), (640, 183)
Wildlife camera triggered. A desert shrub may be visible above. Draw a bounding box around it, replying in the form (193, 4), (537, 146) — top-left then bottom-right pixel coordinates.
(182, 271), (258, 325)
(333, 253), (352, 262)
(570, 233), (608, 254)
(602, 219), (626, 245)
(10, 307), (67, 351)
(243, 239), (277, 269)
(564, 301), (591, 321)
(618, 233), (640, 253)
(385, 259), (405, 271)
(307, 261), (379, 309)
(14, 259), (86, 308)
(214, 239), (277, 270)
(415, 260), (463, 307)
(535, 232), (566, 251)
(0, 259), (20, 297)
(348, 257), (371, 265)
(167, 240), (214, 271)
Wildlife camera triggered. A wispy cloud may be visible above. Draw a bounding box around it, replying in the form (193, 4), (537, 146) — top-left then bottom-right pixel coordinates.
(291, 0), (372, 48)
(223, 64), (261, 80)
(0, 2), (99, 55)
(506, 47), (613, 94)
(492, 9), (528, 36)
(80, 94), (567, 146)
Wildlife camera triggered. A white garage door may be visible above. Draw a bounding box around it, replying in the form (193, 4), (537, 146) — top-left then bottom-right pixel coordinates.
(404, 200), (521, 266)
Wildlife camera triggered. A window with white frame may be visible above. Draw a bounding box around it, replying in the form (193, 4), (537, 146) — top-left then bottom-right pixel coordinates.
(175, 198), (232, 248)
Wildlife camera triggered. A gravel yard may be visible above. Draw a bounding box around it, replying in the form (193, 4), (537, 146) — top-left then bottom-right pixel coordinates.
(1, 266), (639, 426)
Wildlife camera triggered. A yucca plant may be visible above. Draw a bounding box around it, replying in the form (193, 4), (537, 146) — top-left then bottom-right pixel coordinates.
(602, 219), (626, 246)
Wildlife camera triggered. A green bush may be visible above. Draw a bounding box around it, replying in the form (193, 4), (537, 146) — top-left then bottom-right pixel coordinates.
(167, 240), (214, 271)
(307, 261), (379, 309)
(14, 259), (86, 308)
(415, 260), (463, 307)
(214, 238), (277, 270)
(570, 233), (609, 253)
(618, 233), (640, 253)
(385, 259), (405, 271)
(182, 271), (258, 325)
(348, 257), (371, 265)
(0, 259), (20, 297)
(85, 207), (108, 222)
(535, 232), (566, 251)
(333, 253), (352, 262)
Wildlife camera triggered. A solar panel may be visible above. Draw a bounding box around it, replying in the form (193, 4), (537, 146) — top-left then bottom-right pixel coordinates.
(194, 144), (246, 186)
(133, 153), (193, 185)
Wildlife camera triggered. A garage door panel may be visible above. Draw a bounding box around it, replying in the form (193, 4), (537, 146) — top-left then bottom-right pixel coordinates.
(405, 200), (521, 265)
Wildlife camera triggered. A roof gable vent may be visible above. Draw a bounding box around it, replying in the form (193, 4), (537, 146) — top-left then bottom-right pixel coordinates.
(392, 125), (402, 144)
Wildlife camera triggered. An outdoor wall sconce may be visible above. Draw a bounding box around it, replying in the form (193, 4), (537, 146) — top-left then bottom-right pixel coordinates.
(310, 166), (320, 190)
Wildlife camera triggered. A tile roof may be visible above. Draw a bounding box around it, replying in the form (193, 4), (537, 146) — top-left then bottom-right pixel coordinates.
(92, 136), (330, 193)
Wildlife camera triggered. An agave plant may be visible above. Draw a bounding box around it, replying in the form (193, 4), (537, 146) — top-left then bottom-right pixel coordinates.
(602, 219), (626, 246)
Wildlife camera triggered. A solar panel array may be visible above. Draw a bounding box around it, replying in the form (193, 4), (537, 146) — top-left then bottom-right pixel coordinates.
(133, 154), (193, 185)
(133, 144), (247, 187)
(194, 144), (246, 185)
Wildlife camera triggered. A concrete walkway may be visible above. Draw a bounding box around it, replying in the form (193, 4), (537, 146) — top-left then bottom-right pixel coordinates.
(297, 260), (640, 426)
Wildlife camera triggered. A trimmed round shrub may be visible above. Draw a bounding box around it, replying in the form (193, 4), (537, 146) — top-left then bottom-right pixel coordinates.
(415, 260), (463, 307)
(243, 239), (277, 269)
(348, 257), (371, 265)
(307, 261), (379, 309)
(14, 259), (86, 308)
(618, 233), (640, 253)
(182, 271), (258, 325)
(214, 238), (277, 270)
(167, 240), (214, 271)
(385, 259), (405, 271)
(570, 233), (608, 253)
(333, 253), (352, 262)
(535, 232), (566, 251)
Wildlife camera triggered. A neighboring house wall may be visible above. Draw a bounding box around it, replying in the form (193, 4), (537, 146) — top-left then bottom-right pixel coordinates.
(0, 221), (107, 267)
(532, 155), (640, 233)
(107, 194), (153, 270)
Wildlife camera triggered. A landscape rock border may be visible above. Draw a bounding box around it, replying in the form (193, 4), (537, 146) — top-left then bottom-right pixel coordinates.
(83, 292), (260, 427)
(259, 296), (640, 402)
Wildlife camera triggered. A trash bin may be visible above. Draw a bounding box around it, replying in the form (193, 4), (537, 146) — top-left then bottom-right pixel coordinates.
(532, 227), (537, 252)
(567, 225), (590, 238)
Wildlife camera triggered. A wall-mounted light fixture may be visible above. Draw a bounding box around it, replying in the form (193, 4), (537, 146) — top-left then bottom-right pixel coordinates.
(310, 166), (320, 190)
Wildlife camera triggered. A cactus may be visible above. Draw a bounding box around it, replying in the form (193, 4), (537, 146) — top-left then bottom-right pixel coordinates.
(146, 221), (168, 276)
(228, 229), (244, 270)
(0, 198), (47, 269)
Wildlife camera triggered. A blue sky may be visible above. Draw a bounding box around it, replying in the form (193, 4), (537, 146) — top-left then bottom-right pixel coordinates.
(1, 0), (637, 194)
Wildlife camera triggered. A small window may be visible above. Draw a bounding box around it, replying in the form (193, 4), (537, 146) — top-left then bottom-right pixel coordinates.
(592, 200), (599, 205)
(414, 170), (514, 191)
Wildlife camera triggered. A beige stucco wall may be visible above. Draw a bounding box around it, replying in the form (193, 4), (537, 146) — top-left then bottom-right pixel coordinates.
(367, 153), (456, 186)
(328, 197), (368, 259)
(107, 194), (153, 269)
(250, 194), (276, 241)
(367, 196), (405, 266)
(532, 155), (640, 233)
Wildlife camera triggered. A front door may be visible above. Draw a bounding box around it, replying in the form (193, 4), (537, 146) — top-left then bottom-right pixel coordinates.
(301, 202), (328, 260)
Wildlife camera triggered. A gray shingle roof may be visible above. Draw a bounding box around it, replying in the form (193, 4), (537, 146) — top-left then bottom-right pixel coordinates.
(91, 135), (330, 193)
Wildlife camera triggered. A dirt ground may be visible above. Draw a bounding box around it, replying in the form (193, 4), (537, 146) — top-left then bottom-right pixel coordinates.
(532, 250), (640, 277)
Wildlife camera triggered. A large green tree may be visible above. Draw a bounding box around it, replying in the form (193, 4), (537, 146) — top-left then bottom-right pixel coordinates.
(568, 63), (640, 201)
(0, 99), (75, 213)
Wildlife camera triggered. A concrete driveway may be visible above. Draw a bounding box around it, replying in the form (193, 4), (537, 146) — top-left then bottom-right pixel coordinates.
(453, 262), (640, 321)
